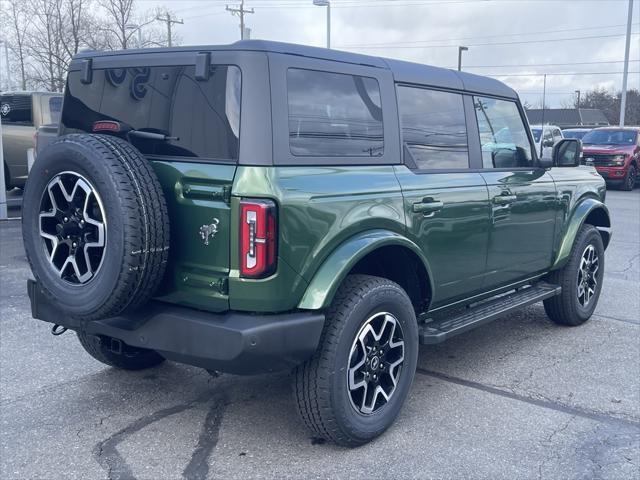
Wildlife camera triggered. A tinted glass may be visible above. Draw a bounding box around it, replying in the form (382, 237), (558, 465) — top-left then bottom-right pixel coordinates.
(397, 86), (468, 169)
(287, 68), (383, 157)
(62, 65), (241, 160)
(531, 128), (542, 142)
(474, 97), (533, 168)
(581, 129), (637, 146)
(49, 96), (63, 124)
(563, 130), (589, 140)
(0, 94), (33, 125)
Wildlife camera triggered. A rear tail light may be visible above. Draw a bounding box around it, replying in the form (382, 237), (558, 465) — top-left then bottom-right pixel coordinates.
(239, 199), (277, 278)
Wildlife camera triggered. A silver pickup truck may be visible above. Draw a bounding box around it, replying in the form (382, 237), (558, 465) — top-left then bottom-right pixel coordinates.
(1, 92), (63, 189)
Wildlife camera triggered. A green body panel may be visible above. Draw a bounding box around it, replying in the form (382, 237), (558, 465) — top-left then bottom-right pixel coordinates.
(480, 169), (558, 290)
(547, 167), (609, 270)
(150, 160), (236, 312)
(297, 230), (432, 310)
(146, 158), (608, 316)
(392, 166), (490, 308)
(230, 165), (406, 312)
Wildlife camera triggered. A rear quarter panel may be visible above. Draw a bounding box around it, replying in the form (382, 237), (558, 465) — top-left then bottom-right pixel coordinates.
(230, 165), (406, 312)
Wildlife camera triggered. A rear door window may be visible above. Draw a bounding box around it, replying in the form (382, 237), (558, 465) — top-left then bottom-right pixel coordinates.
(0, 94), (33, 125)
(397, 86), (469, 169)
(287, 68), (384, 157)
(474, 96), (533, 168)
(62, 65), (241, 161)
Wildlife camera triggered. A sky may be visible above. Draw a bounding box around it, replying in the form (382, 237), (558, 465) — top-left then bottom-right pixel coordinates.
(48, 0), (640, 108)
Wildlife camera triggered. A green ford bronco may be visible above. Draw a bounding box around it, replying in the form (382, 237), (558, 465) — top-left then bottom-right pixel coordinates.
(23, 41), (611, 446)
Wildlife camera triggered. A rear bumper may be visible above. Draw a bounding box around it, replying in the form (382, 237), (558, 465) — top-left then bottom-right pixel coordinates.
(28, 280), (325, 375)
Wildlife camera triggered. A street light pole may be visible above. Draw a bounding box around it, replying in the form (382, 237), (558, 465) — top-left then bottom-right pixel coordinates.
(619, 0), (634, 127)
(457, 46), (468, 71)
(313, 0), (331, 49)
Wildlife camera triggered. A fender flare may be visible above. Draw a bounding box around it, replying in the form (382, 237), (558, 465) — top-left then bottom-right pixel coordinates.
(297, 229), (434, 310)
(551, 197), (611, 270)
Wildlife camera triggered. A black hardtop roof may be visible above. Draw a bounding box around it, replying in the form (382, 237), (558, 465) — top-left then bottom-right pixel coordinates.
(72, 39), (518, 99)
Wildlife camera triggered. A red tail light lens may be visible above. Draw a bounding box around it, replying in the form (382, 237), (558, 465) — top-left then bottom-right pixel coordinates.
(239, 199), (277, 278)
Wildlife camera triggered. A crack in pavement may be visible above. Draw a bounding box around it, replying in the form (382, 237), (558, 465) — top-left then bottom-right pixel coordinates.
(93, 391), (228, 480)
(593, 313), (640, 326)
(416, 368), (640, 429)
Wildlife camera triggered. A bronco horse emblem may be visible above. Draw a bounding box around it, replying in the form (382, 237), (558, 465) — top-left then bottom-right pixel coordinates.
(199, 219), (220, 246)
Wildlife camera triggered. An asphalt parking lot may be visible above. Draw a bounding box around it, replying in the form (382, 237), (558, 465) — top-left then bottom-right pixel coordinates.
(1, 189), (638, 480)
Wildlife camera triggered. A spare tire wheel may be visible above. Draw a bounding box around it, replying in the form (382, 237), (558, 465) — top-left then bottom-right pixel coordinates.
(22, 134), (170, 321)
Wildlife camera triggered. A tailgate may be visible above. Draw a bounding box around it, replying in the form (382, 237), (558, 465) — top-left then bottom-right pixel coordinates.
(153, 161), (236, 312)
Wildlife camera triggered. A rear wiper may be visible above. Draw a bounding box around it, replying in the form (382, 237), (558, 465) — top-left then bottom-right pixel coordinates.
(129, 129), (179, 142)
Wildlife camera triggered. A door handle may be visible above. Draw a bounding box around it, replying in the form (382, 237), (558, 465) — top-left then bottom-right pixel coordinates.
(493, 194), (517, 205)
(413, 199), (444, 214)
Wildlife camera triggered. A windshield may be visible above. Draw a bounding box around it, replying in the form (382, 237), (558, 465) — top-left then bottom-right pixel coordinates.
(531, 128), (542, 142)
(563, 130), (589, 140)
(582, 129), (637, 146)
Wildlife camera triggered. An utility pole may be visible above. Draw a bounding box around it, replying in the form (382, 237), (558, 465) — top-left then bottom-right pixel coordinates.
(457, 46), (468, 71)
(156, 12), (183, 47)
(575, 90), (581, 109)
(619, 0), (634, 126)
(226, 1), (254, 40)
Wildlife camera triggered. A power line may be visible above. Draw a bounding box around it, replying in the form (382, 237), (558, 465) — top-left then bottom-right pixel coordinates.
(486, 71), (640, 78)
(338, 32), (639, 49)
(464, 59), (640, 69)
(339, 23), (636, 47)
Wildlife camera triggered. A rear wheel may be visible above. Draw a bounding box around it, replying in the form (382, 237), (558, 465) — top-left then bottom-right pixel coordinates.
(77, 332), (165, 370)
(293, 274), (418, 446)
(544, 225), (604, 326)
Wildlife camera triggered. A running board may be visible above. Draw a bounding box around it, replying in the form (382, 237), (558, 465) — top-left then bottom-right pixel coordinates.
(419, 282), (561, 345)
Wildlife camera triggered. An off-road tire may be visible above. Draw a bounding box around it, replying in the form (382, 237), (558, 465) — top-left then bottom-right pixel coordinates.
(22, 134), (170, 321)
(621, 164), (637, 191)
(293, 274), (419, 447)
(544, 224), (604, 326)
(77, 332), (165, 370)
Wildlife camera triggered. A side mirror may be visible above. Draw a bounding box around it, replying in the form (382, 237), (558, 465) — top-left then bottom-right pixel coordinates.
(553, 138), (582, 167)
(538, 156), (553, 169)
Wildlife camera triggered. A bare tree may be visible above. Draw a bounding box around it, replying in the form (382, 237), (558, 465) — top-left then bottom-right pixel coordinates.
(1, 0), (31, 89)
(101, 1), (175, 50)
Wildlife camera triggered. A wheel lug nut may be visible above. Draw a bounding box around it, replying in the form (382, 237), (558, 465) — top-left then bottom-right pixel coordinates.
(72, 242), (77, 248)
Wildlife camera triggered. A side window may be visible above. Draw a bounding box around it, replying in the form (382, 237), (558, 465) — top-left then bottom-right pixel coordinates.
(48, 96), (63, 125)
(474, 96), (533, 168)
(0, 94), (33, 125)
(553, 128), (563, 143)
(287, 68), (383, 157)
(397, 86), (469, 169)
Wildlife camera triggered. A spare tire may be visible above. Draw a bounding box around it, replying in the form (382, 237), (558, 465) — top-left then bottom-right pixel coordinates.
(22, 134), (170, 320)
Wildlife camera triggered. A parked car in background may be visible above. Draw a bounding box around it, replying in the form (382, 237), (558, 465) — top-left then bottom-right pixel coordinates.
(1, 91), (63, 189)
(582, 127), (640, 190)
(531, 124), (563, 158)
(562, 128), (592, 140)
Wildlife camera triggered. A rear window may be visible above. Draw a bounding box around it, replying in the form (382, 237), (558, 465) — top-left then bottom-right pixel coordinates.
(0, 94), (33, 125)
(287, 68), (384, 157)
(61, 65), (241, 161)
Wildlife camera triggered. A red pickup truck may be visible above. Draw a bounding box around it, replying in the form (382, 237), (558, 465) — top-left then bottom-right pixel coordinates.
(582, 127), (640, 190)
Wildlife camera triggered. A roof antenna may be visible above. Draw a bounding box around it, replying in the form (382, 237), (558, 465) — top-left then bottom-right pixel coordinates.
(539, 73), (547, 159)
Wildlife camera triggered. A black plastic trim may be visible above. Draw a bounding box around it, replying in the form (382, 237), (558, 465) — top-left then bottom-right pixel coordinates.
(28, 279), (325, 375)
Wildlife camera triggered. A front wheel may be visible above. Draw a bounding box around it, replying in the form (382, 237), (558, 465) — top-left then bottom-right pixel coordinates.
(621, 164), (637, 191)
(544, 224), (604, 326)
(293, 274), (419, 447)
